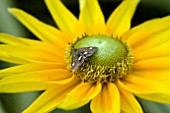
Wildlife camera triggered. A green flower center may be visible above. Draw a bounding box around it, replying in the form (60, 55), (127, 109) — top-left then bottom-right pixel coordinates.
(66, 35), (134, 83)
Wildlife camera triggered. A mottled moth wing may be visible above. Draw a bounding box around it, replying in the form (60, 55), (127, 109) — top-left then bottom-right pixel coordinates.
(71, 46), (98, 71)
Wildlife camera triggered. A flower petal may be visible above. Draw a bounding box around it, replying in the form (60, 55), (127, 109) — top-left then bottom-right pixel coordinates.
(91, 83), (120, 113)
(0, 45), (64, 64)
(45, 0), (83, 38)
(0, 69), (72, 85)
(0, 33), (65, 53)
(0, 82), (53, 93)
(134, 41), (170, 61)
(9, 8), (70, 45)
(133, 57), (170, 70)
(0, 33), (49, 46)
(0, 62), (65, 78)
(133, 56), (170, 81)
(0, 33), (30, 46)
(58, 82), (102, 110)
(23, 78), (80, 113)
(132, 70), (170, 81)
(118, 85), (143, 113)
(119, 75), (170, 104)
(79, 0), (105, 34)
(124, 16), (170, 52)
(78, 0), (85, 10)
(106, 0), (139, 36)
(0, 52), (30, 64)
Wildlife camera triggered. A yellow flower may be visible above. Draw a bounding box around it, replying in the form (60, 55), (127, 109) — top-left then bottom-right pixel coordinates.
(1, 0), (170, 113)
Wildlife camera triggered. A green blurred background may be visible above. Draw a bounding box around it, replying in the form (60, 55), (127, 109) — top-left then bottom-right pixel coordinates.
(0, 0), (170, 113)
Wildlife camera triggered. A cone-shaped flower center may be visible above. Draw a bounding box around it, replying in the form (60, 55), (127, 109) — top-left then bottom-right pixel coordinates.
(74, 35), (127, 66)
(66, 35), (134, 83)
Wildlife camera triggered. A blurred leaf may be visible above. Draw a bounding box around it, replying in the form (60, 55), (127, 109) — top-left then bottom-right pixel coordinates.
(141, 0), (170, 13)
(0, 0), (27, 36)
(0, 101), (7, 113)
(138, 98), (170, 113)
(0, 92), (40, 113)
(52, 103), (91, 113)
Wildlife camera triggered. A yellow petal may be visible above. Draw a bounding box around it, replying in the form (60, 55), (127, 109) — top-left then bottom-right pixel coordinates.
(0, 45), (64, 64)
(0, 51), (30, 64)
(0, 81), (53, 93)
(91, 83), (120, 113)
(133, 51), (170, 81)
(0, 33), (66, 54)
(124, 16), (170, 52)
(45, 0), (83, 38)
(119, 75), (170, 104)
(58, 82), (102, 110)
(79, 0), (85, 10)
(0, 33), (30, 45)
(134, 41), (170, 61)
(106, 0), (140, 36)
(132, 70), (170, 81)
(0, 69), (72, 85)
(133, 57), (170, 70)
(118, 86), (143, 113)
(23, 78), (80, 113)
(0, 62), (65, 78)
(0, 33), (54, 46)
(79, 0), (105, 34)
(9, 8), (70, 46)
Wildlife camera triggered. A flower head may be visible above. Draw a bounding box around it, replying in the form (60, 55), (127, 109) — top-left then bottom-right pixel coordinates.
(1, 0), (170, 113)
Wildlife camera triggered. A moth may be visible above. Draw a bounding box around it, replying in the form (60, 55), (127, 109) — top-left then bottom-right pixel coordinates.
(71, 46), (98, 71)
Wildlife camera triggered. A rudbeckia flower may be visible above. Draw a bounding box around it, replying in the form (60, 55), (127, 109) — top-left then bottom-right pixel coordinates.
(1, 0), (170, 113)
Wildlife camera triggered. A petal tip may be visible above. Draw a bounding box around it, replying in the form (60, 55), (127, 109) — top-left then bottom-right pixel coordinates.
(8, 8), (22, 16)
(8, 8), (18, 13)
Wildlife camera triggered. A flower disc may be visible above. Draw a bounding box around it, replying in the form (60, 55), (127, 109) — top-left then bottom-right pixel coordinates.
(67, 35), (134, 83)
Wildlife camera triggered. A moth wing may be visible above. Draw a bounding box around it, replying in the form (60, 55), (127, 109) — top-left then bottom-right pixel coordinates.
(71, 49), (85, 71)
(81, 47), (98, 57)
